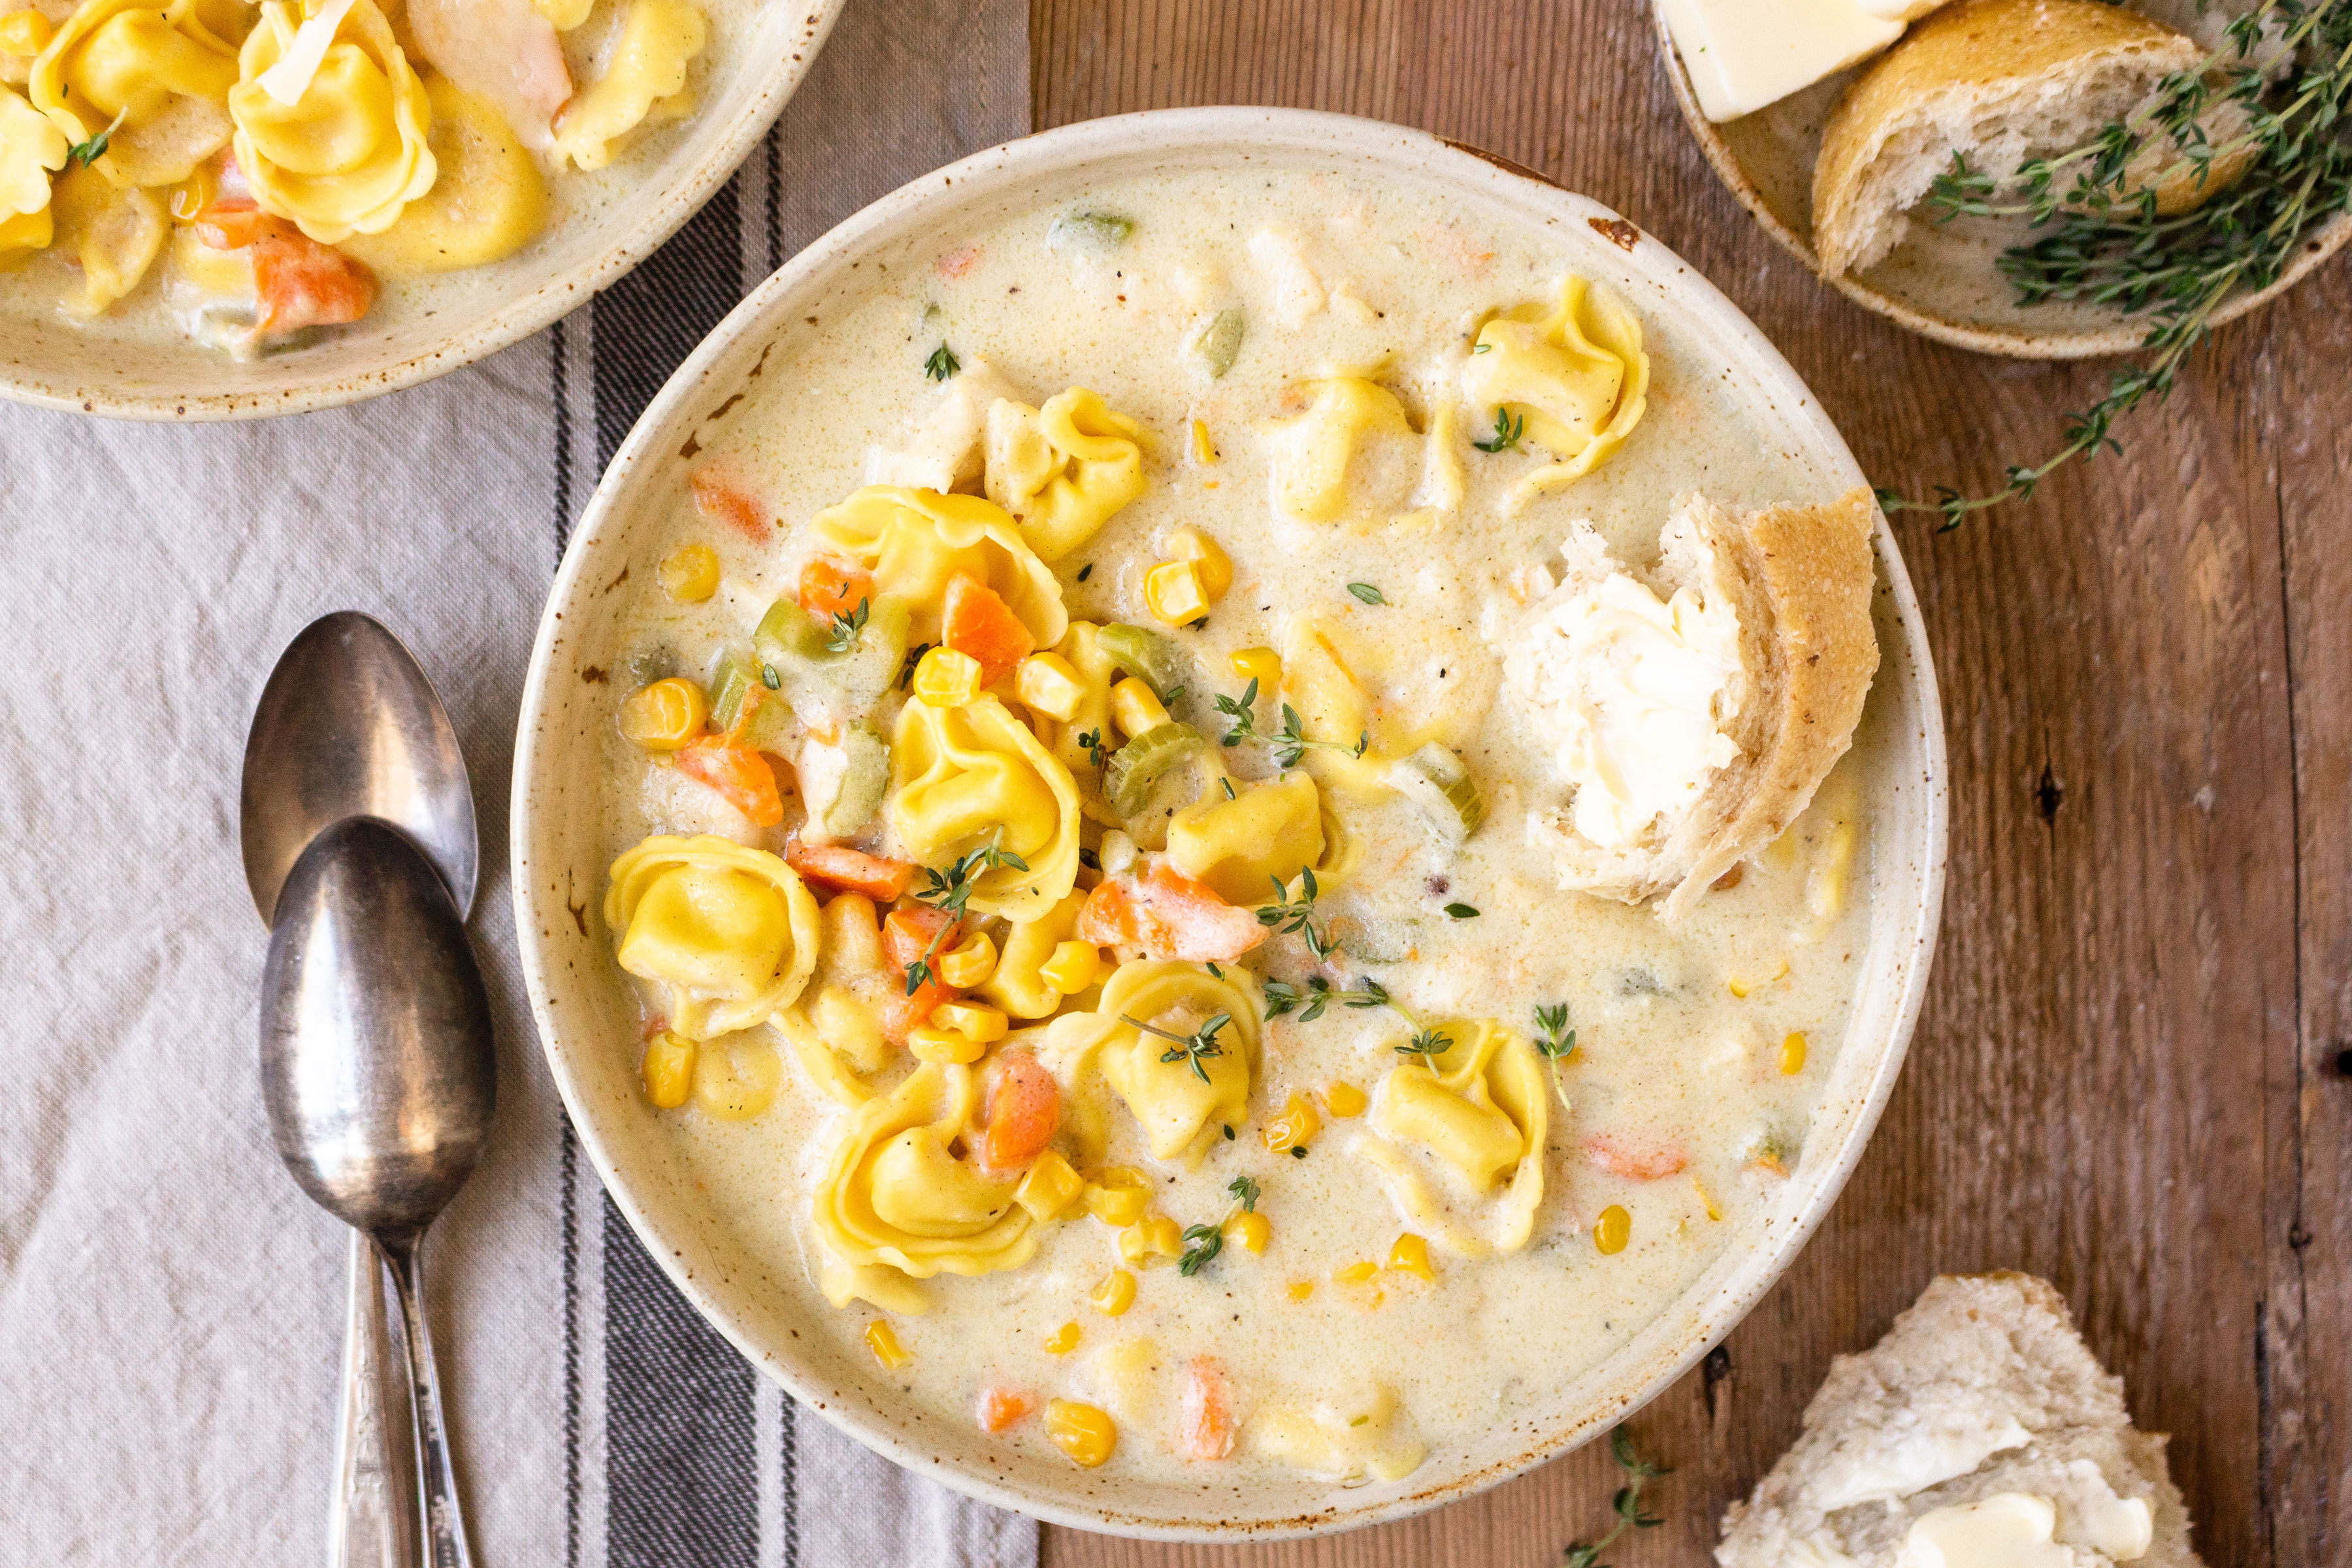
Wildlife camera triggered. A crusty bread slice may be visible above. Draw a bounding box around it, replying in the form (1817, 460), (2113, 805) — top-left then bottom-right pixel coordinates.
(1812, 0), (2242, 278)
(1716, 1273), (2208, 1568)
(1514, 486), (1878, 919)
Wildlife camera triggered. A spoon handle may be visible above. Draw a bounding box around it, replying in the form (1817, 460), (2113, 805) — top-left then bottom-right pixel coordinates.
(376, 1233), (475, 1568)
(330, 1232), (418, 1568)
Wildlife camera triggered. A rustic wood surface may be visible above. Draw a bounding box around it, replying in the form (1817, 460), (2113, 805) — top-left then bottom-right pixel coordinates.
(1028, 2), (2352, 1564)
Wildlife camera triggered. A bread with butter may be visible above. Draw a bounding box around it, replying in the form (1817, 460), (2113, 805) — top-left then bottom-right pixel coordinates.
(1812, 0), (2249, 278)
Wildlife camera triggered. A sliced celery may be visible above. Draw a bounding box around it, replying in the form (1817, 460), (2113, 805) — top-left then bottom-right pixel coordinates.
(753, 593), (911, 719)
(705, 651), (757, 731)
(1386, 743), (1486, 847)
(1048, 211), (1134, 252)
(737, 690), (798, 755)
(803, 722), (891, 837)
(1190, 308), (1245, 379)
(1097, 623), (1188, 701)
(1104, 722), (1202, 817)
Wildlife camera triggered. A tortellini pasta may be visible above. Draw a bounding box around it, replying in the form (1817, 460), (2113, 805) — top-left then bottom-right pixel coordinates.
(551, 0), (704, 172)
(1022, 620), (1121, 821)
(532, 0), (597, 29)
(1047, 959), (1262, 1163)
(1250, 1383), (1426, 1483)
(229, 0), (434, 243)
(1165, 770), (1324, 905)
(1265, 376), (1420, 525)
(0, 203), (48, 261)
(1458, 275), (1649, 502)
(813, 485), (1069, 651)
(812, 1061), (1037, 1287)
(982, 387), (1149, 563)
(49, 161), (162, 313)
(606, 834), (821, 1039)
(0, 82), (64, 225)
(1279, 616), (1392, 797)
(29, 0), (240, 189)
(772, 892), (899, 1106)
(977, 888), (1089, 1020)
(890, 694), (1081, 921)
(338, 73), (544, 275)
(1362, 1017), (1547, 1254)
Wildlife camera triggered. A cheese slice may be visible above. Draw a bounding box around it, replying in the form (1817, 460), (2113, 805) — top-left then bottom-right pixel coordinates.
(1659, 0), (1902, 122)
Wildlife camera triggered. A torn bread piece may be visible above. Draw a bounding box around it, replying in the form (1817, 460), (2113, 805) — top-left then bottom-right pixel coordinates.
(1503, 487), (1878, 919)
(1717, 1273), (2205, 1568)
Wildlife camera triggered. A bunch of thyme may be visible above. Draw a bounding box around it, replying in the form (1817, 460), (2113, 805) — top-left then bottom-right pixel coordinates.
(1881, 0), (2352, 526)
(1560, 1427), (1671, 1568)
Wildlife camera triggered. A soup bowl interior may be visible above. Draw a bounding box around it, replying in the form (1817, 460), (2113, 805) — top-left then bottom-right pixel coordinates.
(514, 106), (1948, 1539)
(0, 0), (842, 421)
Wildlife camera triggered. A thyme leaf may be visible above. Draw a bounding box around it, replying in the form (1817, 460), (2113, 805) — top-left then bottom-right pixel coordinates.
(1473, 407), (1526, 453)
(1560, 1427), (1671, 1568)
(902, 830), (1026, 994)
(1215, 678), (1369, 768)
(924, 342), (960, 382)
(1122, 1010), (1232, 1084)
(825, 596), (871, 655)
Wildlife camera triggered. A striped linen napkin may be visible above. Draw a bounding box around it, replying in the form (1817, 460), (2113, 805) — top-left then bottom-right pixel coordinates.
(0, 3), (1037, 1565)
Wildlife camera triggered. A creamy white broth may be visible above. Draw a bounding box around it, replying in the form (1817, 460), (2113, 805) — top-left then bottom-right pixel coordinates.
(597, 165), (1877, 1492)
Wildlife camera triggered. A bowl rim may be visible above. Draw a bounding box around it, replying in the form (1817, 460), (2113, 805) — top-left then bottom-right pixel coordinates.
(0, 0), (847, 423)
(512, 104), (1952, 1540)
(1650, 1), (2352, 361)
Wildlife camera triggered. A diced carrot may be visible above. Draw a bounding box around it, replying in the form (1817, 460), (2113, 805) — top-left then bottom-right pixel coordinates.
(1074, 879), (1141, 949)
(880, 904), (962, 1042)
(1075, 867), (1265, 963)
(788, 841), (915, 900)
(977, 1385), (1034, 1433)
(937, 242), (981, 278)
(675, 735), (784, 826)
(1177, 1357), (1235, 1461)
(691, 462), (771, 543)
(941, 572), (1035, 688)
(982, 1051), (1060, 1171)
(883, 905), (960, 966)
(194, 198), (271, 250)
(799, 557), (875, 621)
(1584, 1133), (1688, 1182)
(194, 199), (376, 334)
(882, 975), (957, 1045)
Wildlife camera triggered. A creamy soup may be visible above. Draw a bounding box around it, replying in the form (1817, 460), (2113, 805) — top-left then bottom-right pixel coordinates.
(0, 0), (743, 355)
(592, 166), (1878, 1493)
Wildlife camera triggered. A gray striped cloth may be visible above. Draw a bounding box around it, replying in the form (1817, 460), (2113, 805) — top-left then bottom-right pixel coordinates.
(0, 3), (1037, 1565)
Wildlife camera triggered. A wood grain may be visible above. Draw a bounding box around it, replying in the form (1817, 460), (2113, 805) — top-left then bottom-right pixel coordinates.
(1029, 4), (2350, 1563)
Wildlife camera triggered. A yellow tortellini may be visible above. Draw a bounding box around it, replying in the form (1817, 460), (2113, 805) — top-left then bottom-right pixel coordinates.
(28, 0), (240, 189)
(772, 892), (898, 1106)
(0, 82), (64, 225)
(1250, 1383), (1427, 1484)
(337, 73), (544, 275)
(982, 387), (1149, 563)
(812, 1061), (1036, 1289)
(1022, 620), (1120, 820)
(1458, 275), (1649, 502)
(1165, 770), (1324, 906)
(606, 834), (821, 1039)
(229, 0), (434, 244)
(50, 161), (162, 313)
(977, 887), (1089, 1021)
(0, 203), (48, 261)
(890, 694), (1081, 921)
(1363, 1017), (1547, 1255)
(551, 0), (703, 172)
(813, 485), (1069, 651)
(531, 0), (596, 29)
(1278, 616), (1396, 798)
(1265, 376), (1418, 525)
(1047, 959), (1262, 1163)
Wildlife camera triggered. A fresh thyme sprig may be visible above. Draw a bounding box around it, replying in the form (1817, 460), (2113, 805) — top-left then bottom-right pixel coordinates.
(1214, 678), (1369, 768)
(1228, 1175), (1260, 1212)
(1179, 1177), (1263, 1278)
(825, 596), (870, 654)
(1334, 976), (1454, 1062)
(898, 642), (933, 690)
(924, 342), (960, 381)
(1262, 973), (1337, 1021)
(1076, 727), (1109, 770)
(67, 106), (125, 170)
(1256, 868), (1334, 959)
(1474, 407), (1526, 453)
(902, 832), (1028, 994)
(1884, 0), (2352, 526)
(1561, 1427), (1671, 1568)
(1122, 1011), (1232, 1083)
(1535, 1002), (1578, 1113)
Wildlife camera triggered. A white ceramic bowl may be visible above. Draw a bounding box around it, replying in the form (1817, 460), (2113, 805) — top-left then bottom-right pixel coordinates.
(0, 0), (843, 421)
(512, 107), (1950, 1539)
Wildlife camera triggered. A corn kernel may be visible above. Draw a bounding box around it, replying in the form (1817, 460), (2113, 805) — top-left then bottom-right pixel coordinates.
(659, 543), (721, 603)
(1230, 646), (1281, 689)
(1090, 1268), (1137, 1316)
(1262, 1092), (1320, 1154)
(907, 1026), (987, 1064)
(166, 163), (218, 224)
(641, 1032), (696, 1109)
(1045, 1399), (1117, 1467)
(1109, 676), (1170, 738)
(1286, 1280), (1315, 1302)
(1189, 418), (1217, 464)
(0, 10), (54, 52)
(913, 645), (985, 708)
(1082, 1168), (1151, 1228)
(1321, 1081), (1367, 1119)
(693, 1041), (781, 1120)
(1015, 1149), (1085, 1220)
(1145, 560), (1212, 627)
(1594, 1204), (1632, 1255)
(619, 677), (708, 751)
(939, 932), (998, 988)
(1015, 652), (1086, 722)
(1230, 1211), (1270, 1254)
(1333, 1260), (1378, 1285)
(1043, 1320), (1081, 1355)
(1780, 1031), (1808, 1076)
(1386, 1233), (1433, 1281)
(1165, 529), (1232, 598)
(1041, 941), (1102, 996)
(865, 1320), (910, 1369)
(930, 1000), (1008, 1044)
(1120, 1215), (1182, 1263)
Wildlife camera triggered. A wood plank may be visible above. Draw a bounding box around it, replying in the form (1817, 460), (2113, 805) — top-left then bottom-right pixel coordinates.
(1031, 4), (2313, 1563)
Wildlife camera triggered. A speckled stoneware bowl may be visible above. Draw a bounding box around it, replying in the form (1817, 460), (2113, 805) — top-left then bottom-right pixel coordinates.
(0, 0), (843, 421)
(1653, 0), (2352, 359)
(512, 107), (1950, 1539)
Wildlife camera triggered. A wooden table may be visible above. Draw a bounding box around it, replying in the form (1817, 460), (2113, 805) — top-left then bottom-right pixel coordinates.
(1029, 3), (2351, 1564)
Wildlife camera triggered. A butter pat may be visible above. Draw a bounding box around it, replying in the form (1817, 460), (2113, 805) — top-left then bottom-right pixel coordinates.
(1898, 1494), (2076, 1568)
(1659, 0), (1902, 122)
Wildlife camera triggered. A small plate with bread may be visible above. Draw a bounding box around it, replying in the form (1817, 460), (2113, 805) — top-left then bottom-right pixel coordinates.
(1654, 0), (2352, 359)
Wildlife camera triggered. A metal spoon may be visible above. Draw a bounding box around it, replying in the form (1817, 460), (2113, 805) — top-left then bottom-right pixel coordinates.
(262, 817), (495, 1568)
(240, 612), (479, 1568)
